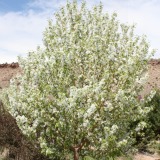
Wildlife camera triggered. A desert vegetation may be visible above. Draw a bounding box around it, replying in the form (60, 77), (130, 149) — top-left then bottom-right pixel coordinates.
(0, 1), (160, 160)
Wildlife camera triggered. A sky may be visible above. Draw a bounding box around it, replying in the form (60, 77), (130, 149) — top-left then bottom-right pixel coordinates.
(0, 0), (160, 63)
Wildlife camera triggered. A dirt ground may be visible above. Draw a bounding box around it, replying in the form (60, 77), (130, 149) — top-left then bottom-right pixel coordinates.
(143, 60), (160, 95)
(0, 60), (160, 160)
(0, 63), (20, 89)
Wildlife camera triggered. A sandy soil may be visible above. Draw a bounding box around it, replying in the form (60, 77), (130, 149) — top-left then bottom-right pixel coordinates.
(134, 153), (160, 160)
(0, 63), (20, 89)
(143, 60), (160, 95)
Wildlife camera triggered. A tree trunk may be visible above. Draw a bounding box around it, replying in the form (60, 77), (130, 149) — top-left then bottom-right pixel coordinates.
(73, 147), (79, 160)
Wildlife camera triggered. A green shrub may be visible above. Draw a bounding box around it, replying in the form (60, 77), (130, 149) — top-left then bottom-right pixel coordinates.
(128, 89), (160, 151)
(147, 89), (160, 135)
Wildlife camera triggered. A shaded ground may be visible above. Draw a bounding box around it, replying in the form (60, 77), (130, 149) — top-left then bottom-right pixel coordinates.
(0, 60), (160, 160)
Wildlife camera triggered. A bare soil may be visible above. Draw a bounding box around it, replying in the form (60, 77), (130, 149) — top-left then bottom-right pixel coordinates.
(134, 153), (160, 160)
(0, 60), (160, 160)
(143, 60), (160, 95)
(0, 63), (20, 89)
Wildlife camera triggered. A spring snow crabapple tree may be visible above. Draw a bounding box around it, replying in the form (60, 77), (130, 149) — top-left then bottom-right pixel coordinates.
(3, 1), (155, 160)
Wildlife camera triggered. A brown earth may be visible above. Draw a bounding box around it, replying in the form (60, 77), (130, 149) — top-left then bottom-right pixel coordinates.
(0, 63), (20, 89)
(0, 60), (160, 160)
(144, 60), (160, 95)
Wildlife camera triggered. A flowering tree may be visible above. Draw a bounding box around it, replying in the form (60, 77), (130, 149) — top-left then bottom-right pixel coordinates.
(3, 1), (155, 159)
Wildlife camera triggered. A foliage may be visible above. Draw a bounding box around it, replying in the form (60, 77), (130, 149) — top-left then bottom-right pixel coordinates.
(132, 89), (160, 151)
(147, 89), (160, 135)
(147, 139), (160, 154)
(2, 1), (155, 159)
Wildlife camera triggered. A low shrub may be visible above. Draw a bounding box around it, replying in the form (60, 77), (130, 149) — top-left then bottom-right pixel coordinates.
(130, 89), (160, 152)
(147, 89), (160, 136)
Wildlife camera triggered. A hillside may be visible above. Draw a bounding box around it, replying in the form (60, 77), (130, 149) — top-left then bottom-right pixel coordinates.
(0, 63), (20, 89)
(0, 60), (160, 93)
